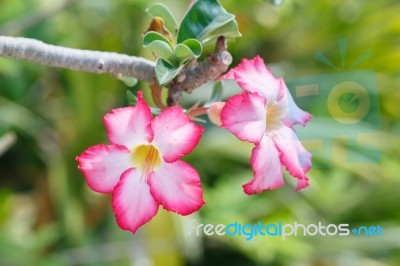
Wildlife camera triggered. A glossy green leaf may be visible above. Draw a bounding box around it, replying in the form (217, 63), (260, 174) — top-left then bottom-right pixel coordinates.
(182, 39), (202, 57)
(174, 39), (202, 65)
(177, 0), (240, 44)
(146, 3), (178, 36)
(143, 31), (172, 46)
(143, 32), (175, 64)
(155, 58), (184, 86)
(203, 19), (241, 42)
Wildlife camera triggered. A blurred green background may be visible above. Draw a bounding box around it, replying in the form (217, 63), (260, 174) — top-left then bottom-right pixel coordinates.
(0, 0), (399, 265)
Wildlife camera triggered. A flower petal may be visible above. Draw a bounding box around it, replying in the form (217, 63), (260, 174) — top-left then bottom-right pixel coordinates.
(151, 106), (204, 163)
(104, 91), (153, 148)
(233, 56), (284, 103)
(221, 91), (266, 144)
(76, 144), (131, 193)
(148, 160), (205, 215)
(281, 82), (312, 127)
(112, 168), (159, 234)
(270, 126), (312, 190)
(243, 135), (285, 195)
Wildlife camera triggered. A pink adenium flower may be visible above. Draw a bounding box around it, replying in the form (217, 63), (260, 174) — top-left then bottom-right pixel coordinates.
(219, 56), (312, 194)
(76, 92), (205, 233)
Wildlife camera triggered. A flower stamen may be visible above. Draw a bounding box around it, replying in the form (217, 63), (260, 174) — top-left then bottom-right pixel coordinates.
(266, 102), (285, 131)
(131, 145), (161, 180)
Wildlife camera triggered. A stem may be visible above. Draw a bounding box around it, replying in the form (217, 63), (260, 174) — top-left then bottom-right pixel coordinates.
(167, 37), (232, 105)
(0, 36), (155, 82)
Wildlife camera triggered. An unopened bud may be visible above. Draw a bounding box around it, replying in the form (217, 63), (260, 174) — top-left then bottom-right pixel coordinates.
(207, 102), (226, 126)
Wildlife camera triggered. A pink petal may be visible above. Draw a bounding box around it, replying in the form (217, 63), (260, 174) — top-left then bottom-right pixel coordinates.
(104, 91), (153, 148)
(270, 126), (312, 190)
(243, 135), (285, 195)
(151, 106), (204, 163)
(281, 81), (312, 127)
(148, 160), (205, 215)
(112, 168), (159, 234)
(221, 91), (266, 144)
(233, 56), (284, 103)
(76, 144), (131, 193)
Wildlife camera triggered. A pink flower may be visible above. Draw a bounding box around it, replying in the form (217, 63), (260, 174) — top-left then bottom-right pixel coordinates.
(76, 92), (205, 233)
(219, 56), (312, 194)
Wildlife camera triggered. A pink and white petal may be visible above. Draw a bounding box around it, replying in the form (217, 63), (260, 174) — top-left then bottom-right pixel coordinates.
(221, 91), (266, 144)
(151, 106), (204, 163)
(112, 168), (159, 234)
(270, 126), (311, 190)
(280, 82), (312, 127)
(76, 144), (131, 193)
(104, 91), (153, 148)
(148, 160), (205, 215)
(233, 56), (284, 103)
(243, 135), (285, 195)
(296, 178), (309, 191)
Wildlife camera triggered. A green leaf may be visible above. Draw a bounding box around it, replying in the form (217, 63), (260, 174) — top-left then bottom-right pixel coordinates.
(174, 44), (196, 65)
(118, 75), (138, 87)
(177, 0), (241, 44)
(143, 32), (175, 64)
(205, 81), (223, 106)
(143, 31), (172, 46)
(155, 58), (184, 86)
(126, 90), (137, 106)
(182, 39), (202, 57)
(203, 20), (241, 42)
(146, 3), (178, 36)
(174, 39), (202, 65)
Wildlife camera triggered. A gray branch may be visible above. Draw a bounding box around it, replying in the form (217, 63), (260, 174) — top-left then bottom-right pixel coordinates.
(0, 36), (232, 106)
(0, 36), (155, 82)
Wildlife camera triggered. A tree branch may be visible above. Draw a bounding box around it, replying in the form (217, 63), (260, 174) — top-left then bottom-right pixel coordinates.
(167, 36), (232, 105)
(0, 36), (155, 82)
(0, 36), (232, 106)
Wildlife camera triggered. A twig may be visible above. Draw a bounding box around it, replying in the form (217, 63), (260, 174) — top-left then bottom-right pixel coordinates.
(167, 37), (232, 105)
(0, 36), (155, 82)
(0, 36), (232, 106)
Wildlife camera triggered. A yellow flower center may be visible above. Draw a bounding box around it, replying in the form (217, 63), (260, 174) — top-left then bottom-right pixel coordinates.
(131, 145), (161, 174)
(266, 102), (284, 131)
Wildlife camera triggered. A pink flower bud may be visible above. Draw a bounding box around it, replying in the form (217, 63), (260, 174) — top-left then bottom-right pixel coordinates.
(207, 102), (226, 126)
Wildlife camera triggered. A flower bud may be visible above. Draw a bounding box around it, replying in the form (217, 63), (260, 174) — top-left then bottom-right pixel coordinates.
(207, 102), (225, 126)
